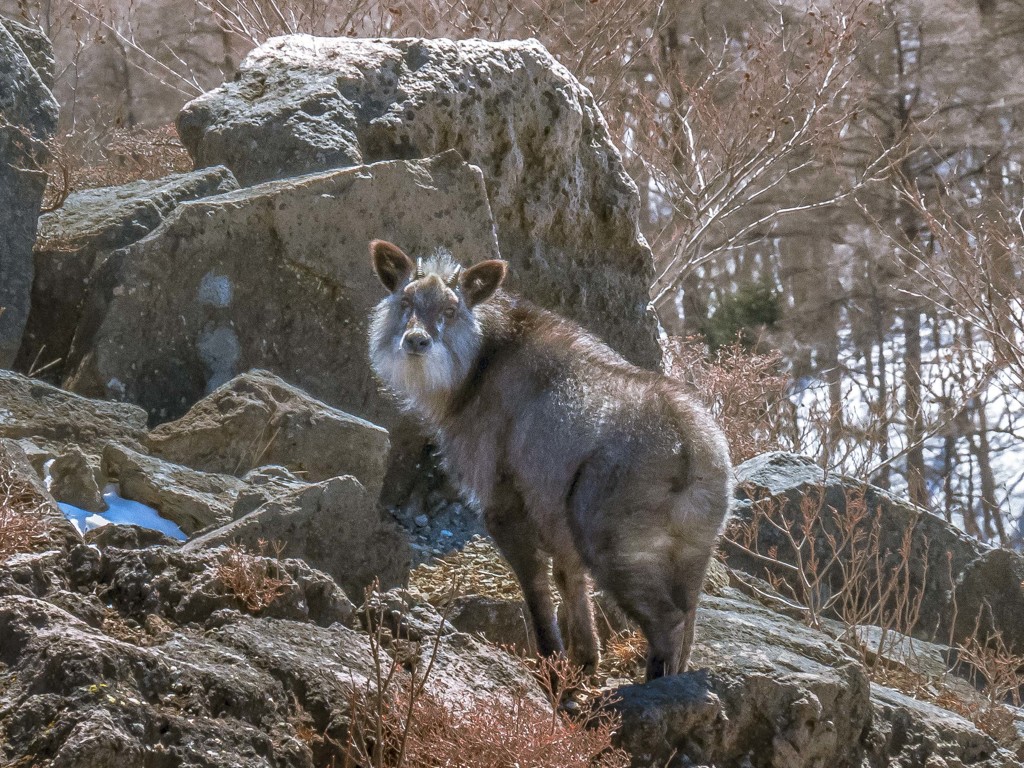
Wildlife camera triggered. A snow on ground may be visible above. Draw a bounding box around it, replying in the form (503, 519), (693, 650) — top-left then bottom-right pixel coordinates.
(57, 484), (186, 541)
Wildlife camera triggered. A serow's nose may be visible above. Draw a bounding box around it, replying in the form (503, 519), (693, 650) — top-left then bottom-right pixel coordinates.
(402, 330), (432, 355)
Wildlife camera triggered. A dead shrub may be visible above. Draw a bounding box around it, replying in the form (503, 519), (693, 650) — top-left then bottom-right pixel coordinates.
(664, 335), (794, 463)
(214, 539), (292, 612)
(0, 460), (50, 559)
(42, 125), (193, 208)
(725, 486), (928, 645)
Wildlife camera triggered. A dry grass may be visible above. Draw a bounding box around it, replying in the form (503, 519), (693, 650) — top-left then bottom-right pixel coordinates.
(42, 125), (193, 209)
(343, 587), (628, 768)
(409, 536), (521, 605)
(214, 539), (292, 612)
(0, 458), (50, 560)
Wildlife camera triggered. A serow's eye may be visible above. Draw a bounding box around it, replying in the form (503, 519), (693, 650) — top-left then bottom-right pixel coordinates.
(443, 306), (457, 319)
(399, 298), (412, 310)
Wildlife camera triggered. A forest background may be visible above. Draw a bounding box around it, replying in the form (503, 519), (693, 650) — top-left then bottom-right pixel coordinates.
(7, 0), (1024, 549)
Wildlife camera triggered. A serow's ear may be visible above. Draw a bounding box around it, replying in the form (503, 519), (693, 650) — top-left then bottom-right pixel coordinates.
(370, 240), (414, 293)
(460, 260), (507, 307)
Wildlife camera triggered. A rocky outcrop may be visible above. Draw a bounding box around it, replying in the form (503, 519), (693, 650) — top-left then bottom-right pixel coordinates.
(728, 452), (988, 640)
(177, 36), (661, 369)
(0, 17), (58, 367)
(0, 529), (541, 767)
(610, 591), (873, 768)
(0, 369), (148, 461)
(146, 370), (390, 498)
(15, 166), (238, 382)
(185, 475), (411, 601)
(953, 548), (1024, 654)
(102, 442), (245, 534)
(64, 152), (499, 427)
(866, 685), (1016, 768)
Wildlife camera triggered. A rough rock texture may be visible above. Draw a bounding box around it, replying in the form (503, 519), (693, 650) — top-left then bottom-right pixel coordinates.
(64, 152), (499, 427)
(953, 548), (1024, 654)
(49, 445), (105, 512)
(0, 369), (148, 461)
(102, 442), (246, 534)
(865, 685), (1017, 768)
(15, 166), (239, 382)
(185, 475), (411, 600)
(730, 452), (987, 640)
(0, 596), (368, 768)
(1, 16), (55, 86)
(0, 526), (545, 768)
(365, 588), (547, 710)
(146, 370), (390, 497)
(445, 594), (535, 654)
(177, 36), (661, 369)
(0, 17), (58, 367)
(610, 591), (873, 768)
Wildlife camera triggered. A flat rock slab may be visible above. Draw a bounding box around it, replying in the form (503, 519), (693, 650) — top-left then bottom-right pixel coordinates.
(178, 35), (661, 368)
(102, 442), (245, 534)
(17, 166), (238, 381)
(0, 18), (58, 367)
(64, 152), (498, 427)
(146, 369), (390, 498)
(0, 369), (148, 459)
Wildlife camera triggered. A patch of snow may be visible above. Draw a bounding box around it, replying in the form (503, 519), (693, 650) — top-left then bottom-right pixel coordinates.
(56, 485), (186, 541)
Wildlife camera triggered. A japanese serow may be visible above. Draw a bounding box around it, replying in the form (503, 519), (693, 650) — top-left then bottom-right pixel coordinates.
(368, 240), (733, 681)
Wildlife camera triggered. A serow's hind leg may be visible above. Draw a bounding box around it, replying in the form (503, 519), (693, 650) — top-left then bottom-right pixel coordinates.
(601, 545), (708, 681)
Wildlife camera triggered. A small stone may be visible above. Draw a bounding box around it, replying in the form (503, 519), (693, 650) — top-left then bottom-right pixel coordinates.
(49, 446), (105, 512)
(440, 529), (454, 538)
(414, 514), (429, 527)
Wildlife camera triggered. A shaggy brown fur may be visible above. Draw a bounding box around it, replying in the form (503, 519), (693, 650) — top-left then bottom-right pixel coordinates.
(369, 240), (732, 680)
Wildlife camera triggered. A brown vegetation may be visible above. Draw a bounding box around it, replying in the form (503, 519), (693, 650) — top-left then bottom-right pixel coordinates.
(0, 459), (49, 559)
(342, 585), (628, 768)
(214, 539), (293, 612)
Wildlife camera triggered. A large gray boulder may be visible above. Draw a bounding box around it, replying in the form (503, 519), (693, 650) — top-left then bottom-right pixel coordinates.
(145, 370), (390, 499)
(185, 475), (411, 601)
(0, 18), (58, 367)
(952, 548), (1024, 654)
(64, 152), (498, 426)
(609, 591), (873, 767)
(177, 36), (661, 369)
(728, 453), (988, 641)
(15, 166), (238, 382)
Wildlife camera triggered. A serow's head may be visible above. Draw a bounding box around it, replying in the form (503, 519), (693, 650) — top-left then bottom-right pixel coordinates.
(368, 240), (506, 407)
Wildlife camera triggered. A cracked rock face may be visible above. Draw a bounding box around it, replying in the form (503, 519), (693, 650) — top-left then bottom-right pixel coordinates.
(17, 166), (239, 383)
(0, 18), (58, 367)
(64, 152), (499, 427)
(177, 36), (661, 369)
